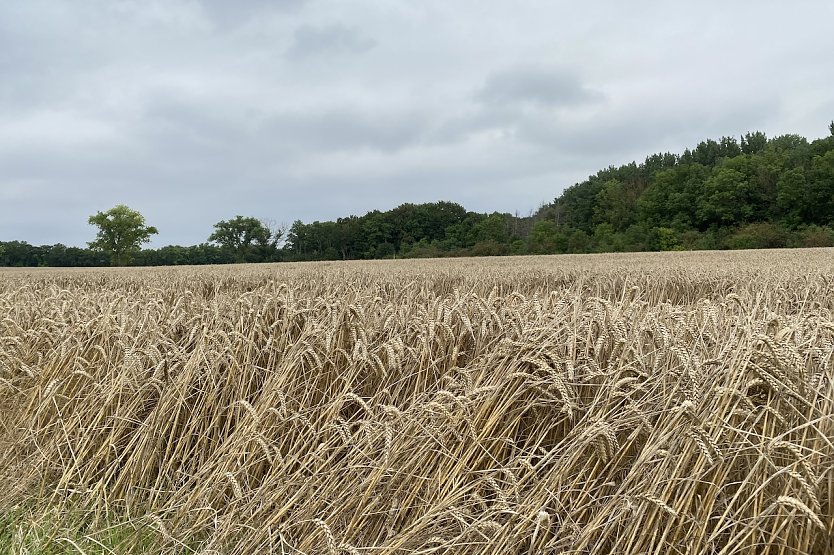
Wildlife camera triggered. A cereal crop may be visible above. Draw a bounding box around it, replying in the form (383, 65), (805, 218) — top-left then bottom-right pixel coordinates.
(1, 249), (833, 554)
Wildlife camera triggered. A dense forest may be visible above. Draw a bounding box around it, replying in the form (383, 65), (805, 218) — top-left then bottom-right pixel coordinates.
(2, 124), (833, 267)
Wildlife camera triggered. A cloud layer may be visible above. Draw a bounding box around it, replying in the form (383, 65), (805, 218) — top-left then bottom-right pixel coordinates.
(1, 0), (832, 247)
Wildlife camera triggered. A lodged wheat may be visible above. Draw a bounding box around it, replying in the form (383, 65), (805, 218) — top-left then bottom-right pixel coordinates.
(0, 248), (832, 554)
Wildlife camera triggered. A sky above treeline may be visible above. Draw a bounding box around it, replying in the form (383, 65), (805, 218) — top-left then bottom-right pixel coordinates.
(1, 0), (833, 248)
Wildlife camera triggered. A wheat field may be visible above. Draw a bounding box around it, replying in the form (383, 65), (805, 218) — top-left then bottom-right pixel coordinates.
(1, 249), (833, 554)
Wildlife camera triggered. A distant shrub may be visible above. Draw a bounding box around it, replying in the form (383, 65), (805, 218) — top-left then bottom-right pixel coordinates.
(724, 222), (790, 249)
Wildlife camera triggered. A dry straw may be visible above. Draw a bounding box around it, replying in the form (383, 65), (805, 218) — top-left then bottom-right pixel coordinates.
(0, 248), (832, 554)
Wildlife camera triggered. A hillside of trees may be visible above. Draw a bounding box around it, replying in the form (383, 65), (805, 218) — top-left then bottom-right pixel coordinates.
(2, 124), (833, 267)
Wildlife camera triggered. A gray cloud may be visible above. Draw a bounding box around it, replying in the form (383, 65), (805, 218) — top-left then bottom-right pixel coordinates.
(0, 0), (833, 248)
(286, 24), (376, 60)
(478, 66), (602, 108)
(260, 109), (427, 153)
(200, 0), (306, 19)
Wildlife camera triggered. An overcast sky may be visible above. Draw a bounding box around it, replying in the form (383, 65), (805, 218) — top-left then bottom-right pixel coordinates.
(1, 1), (832, 247)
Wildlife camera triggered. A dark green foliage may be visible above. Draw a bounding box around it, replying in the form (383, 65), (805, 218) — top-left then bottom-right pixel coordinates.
(724, 222), (791, 249)
(0, 241), (110, 267)
(208, 216), (280, 262)
(516, 123), (834, 256)
(0, 241), (239, 267)
(741, 131), (768, 154)
(283, 202), (475, 260)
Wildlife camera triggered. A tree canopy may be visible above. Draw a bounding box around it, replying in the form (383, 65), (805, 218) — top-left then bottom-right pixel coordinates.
(87, 205), (158, 266)
(208, 216), (281, 262)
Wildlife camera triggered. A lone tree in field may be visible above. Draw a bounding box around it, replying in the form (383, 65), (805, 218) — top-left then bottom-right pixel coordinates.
(88, 205), (158, 266)
(209, 216), (281, 262)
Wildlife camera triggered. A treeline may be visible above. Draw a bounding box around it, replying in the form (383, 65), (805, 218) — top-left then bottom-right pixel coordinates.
(283, 124), (834, 259)
(2, 123), (833, 267)
(532, 127), (834, 253)
(283, 201), (531, 260)
(0, 242), (246, 267)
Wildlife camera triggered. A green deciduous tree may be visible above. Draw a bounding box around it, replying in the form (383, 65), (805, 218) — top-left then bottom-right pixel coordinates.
(776, 168), (809, 227)
(653, 227), (683, 251)
(529, 220), (567, 254)
(638, 164), (708, 229)
(470, 212), (509, 244)
(808, 150), (834, 225)
(697, 167), (755, 227)
(209, 216), (279, 262)
(593, 179), (642, 230)
(741, 131), (768, 154)
(88, 205), (158, 266)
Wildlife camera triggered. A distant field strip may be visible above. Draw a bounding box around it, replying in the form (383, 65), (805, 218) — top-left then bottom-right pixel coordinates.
(1, 249), (833, 554)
